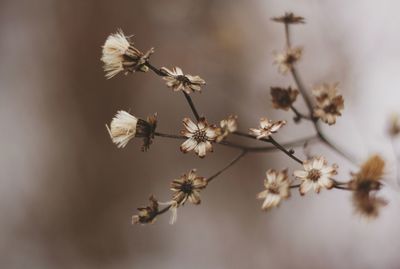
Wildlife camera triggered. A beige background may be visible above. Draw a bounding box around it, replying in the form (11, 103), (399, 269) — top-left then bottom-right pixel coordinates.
(1, 0), (400, 268)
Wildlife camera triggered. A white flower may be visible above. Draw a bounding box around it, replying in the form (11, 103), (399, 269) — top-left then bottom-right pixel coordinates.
(273, 47), (302, 74)
(257, 169), (290, 210)
(161, 67), (206, 94)
(101, 29), (154, 79)
(249, 117), (286, 139)
(180, 117), (217, 158)
(216, 115), (238, 142)
(294, 157), (337, 195)
(106, 111), (138, 148)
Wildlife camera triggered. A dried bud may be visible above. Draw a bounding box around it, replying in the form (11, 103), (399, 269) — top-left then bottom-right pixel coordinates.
(348, 155), (387, 218)
(272, 12), (305, 24)
(388, 114), (400, 137)
(216, 115), (238, 142)
(132, 195), (159, 225)
(270, 86), (299, 111)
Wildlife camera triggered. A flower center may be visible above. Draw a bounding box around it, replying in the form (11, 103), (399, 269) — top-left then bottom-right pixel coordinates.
(193, 129), (207, 143)
(308, 169), (321, 182)
(180, 181), (194, 194)
(176, 75), (191, 85)
(268, 183), (280, 194)
(324, 104), (338, 114)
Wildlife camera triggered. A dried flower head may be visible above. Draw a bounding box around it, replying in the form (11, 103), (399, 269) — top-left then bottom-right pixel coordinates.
(101, 30), (154, 79)
(257, 169), (291, 210)
(132, 195), (159, 225)
(270, 86), (299, 111)
(171, 169), (208, 205)
(180, 117), (217, 158)
(274, 47), (303, 75)
(348, 155), (387, 218)
(294, 156), (337, 195)
(249, 117), (286, 139)
(161, 67), (206, 94)
(106, 110), (157, 150)
(312, 83), (344, 125)
(272, 12), (305, 24)
(388, 114), (400, 137)
(216, 115), (238, 142)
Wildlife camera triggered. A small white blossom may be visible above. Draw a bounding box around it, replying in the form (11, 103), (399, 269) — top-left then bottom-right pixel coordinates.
(161, 67), (205, 94)
(249, 117), (286, 139)
(257, 169), (290, 210)
(294, 157), (337, 195)
(180, 117), (217, 158)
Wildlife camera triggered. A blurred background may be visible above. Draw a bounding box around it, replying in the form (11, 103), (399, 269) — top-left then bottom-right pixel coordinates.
(1, 0), (400, 268)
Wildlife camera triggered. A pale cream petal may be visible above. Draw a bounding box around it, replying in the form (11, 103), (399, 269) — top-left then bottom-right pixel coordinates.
(182, 117), (198, 133)
(180, 138), (197, 152)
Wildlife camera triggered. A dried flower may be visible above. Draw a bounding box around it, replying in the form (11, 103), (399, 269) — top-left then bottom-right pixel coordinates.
(180, 117), (217, 158)
(388, 114), (400, 137)
(216, 115), (238, 142)
(101, 30), (154, 79)
(272, 12), (305, 24)
(106, 110), (157, 150)
(132, 195), (159, 225)
(171, 169), (208, 205)
(312, 83), (344, 125)
(348, 155), (387, 218)
(161, 67), (206, 94)
(294, 157), (337, 195)
(249, 117), (286, 139)
(274, 47), (302, 75)
(257, 169), (290, 210)
(270, 86), (299, 111)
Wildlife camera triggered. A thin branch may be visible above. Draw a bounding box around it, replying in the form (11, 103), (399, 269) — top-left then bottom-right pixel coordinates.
(233, 131), (304, 164)
(183, 91), (200, 121)
(283, 23), (357, 165)
(207, 150), (247, 183)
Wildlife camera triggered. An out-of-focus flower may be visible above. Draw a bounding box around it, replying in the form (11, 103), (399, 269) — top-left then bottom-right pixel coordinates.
(257, 169), (290, 210)
(101, 29), (154, 79)
(312, 83), (344, 125)
(216, 115), (238, 142)
(348, 155), (387, 218)
(249, 117), (286, 139)
(270, 86), (299, 111)
(388, 114), (400, 137)
(180, 117), (217, 158)
(106, 110), (157, 150)
(161, 67), (205, 94)
(171, 169), (208, 205)
(272, 12), (305, 24)
(132, 195), (159, 225)
(294, 156), (337, 195)
(274, 47), (302, 75)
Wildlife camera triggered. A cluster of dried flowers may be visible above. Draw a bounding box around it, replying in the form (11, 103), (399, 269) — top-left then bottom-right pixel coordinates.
(101, 13), (393, 225)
